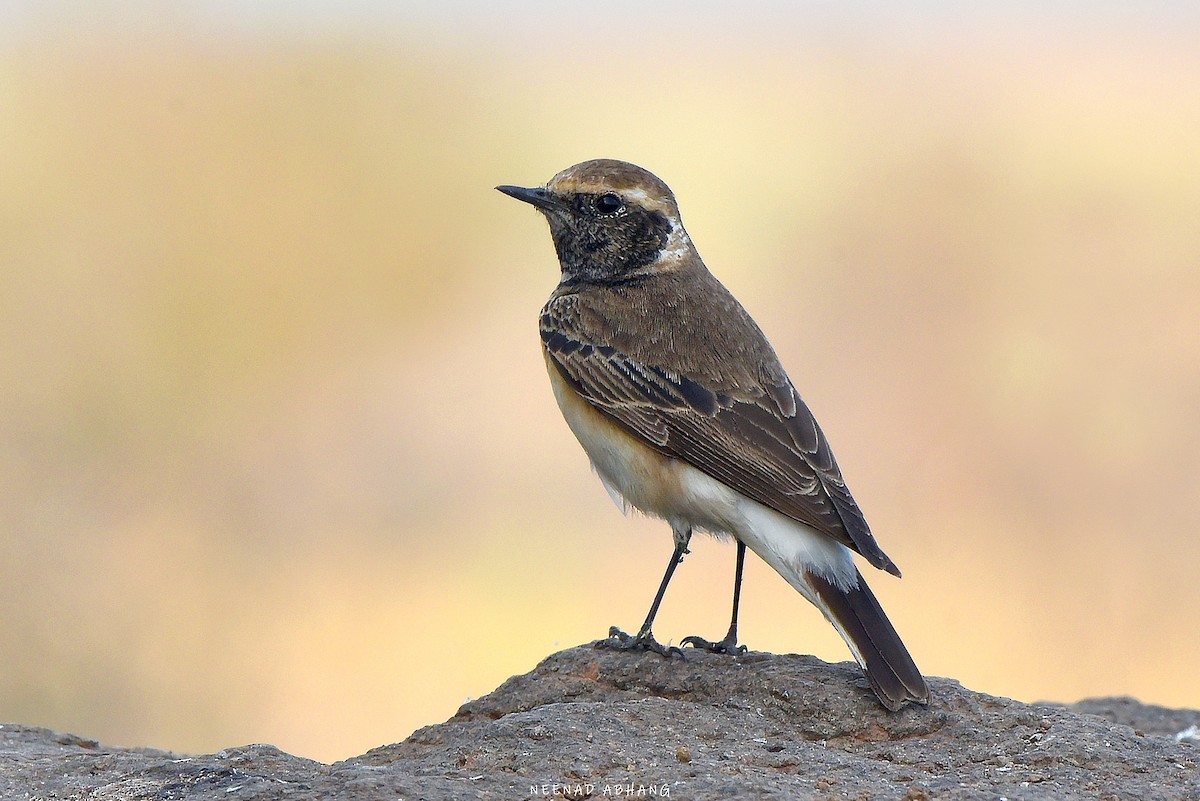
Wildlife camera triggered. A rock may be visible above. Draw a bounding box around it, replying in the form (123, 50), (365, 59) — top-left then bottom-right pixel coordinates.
(2, 644), (1198, 800)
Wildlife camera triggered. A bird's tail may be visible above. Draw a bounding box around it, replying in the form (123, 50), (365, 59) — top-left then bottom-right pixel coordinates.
(805, 569), (930, 710)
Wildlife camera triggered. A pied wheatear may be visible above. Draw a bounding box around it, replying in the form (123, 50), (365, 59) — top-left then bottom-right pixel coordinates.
(498, 159), (929, 710)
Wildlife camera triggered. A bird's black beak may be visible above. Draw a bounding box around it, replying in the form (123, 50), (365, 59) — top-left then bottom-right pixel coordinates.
(496, 184), (562, 213)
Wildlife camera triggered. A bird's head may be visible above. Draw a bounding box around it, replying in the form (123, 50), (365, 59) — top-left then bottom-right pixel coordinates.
(498, 159), (693, 286)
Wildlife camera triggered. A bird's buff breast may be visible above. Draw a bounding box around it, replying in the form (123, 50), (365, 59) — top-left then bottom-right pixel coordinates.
(544, 353), (738, 532)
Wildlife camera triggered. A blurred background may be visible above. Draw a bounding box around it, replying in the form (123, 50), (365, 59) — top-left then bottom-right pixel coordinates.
(2, 0), (1198, 763)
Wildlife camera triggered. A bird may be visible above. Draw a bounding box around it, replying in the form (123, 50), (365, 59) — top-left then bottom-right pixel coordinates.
(497, 159), (930, 710)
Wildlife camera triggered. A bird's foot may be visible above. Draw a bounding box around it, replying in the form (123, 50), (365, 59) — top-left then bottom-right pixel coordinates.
(681, 633), (748, 656)
(596, 626), (684, 658)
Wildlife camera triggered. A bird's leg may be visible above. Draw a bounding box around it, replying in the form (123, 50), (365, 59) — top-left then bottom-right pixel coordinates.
(683, 539), (749, 655)
(599, 525), (691, 658)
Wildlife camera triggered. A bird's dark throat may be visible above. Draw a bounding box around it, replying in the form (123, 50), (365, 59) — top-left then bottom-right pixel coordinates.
(549, 196), (672, 285)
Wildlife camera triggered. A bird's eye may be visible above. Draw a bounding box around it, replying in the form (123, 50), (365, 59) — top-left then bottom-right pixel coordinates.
(594, 193), (624, 215)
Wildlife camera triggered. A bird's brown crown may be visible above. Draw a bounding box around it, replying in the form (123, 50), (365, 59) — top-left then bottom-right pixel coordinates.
(546, 159), (681, 221)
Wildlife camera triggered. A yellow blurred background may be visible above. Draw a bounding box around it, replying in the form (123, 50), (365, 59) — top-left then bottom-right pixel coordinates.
(2, 2), (1198, 763)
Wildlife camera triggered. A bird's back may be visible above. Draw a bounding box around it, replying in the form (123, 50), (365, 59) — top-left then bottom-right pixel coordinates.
(545, 260), (788, 401)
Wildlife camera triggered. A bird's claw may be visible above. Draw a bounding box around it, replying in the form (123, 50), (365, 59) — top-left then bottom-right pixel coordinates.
(596, 626), (685, 658)
(681, 634), (748, 655)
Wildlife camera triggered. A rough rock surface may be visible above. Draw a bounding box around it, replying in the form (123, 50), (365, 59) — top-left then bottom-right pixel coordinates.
(2, 644), (1198, 800)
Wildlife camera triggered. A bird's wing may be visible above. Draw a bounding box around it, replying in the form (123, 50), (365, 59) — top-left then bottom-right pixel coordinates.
(540, 311), (899, 576)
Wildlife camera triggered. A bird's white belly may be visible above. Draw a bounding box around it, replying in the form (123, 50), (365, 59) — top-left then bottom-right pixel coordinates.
(547, 356), (700, 524)
(546, 356), (856, 589)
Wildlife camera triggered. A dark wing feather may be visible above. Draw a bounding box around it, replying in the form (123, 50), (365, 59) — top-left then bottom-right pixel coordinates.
(541, 310), (899, 576)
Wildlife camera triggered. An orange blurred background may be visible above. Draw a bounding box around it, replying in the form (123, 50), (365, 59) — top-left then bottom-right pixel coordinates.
(2, 3), (1198, 763)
